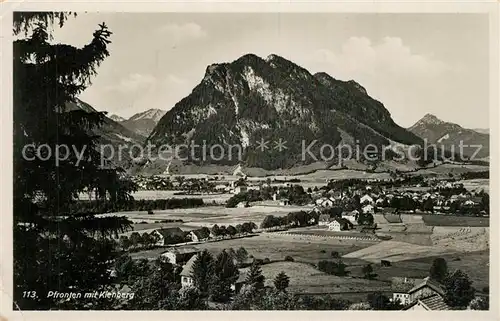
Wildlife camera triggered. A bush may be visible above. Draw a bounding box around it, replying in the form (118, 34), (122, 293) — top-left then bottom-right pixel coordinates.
(482, 286), (489, 293)
(331, 251), (340, 258)
(284, 256), (294, 262)
(320, 250), (326, 253)
(263, 258), (271, 264)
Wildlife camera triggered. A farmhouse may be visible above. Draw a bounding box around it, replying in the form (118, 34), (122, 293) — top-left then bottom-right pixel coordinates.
(233, 186), (247, 194)
(408, 277), (445, 303)
(279, 199), (290, 206)
(362, 204), (374, 214)
(236, 201), (249, 208)
(160, 246), (200, 265)
(327, 218), (353, 231)
(180, 254), (197, 288)
(153, 227), (185, 246)
(360, 194), (374, 205)
(189, 230), (209, 242)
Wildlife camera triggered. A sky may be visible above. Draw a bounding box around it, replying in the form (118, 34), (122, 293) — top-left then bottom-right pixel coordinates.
(50, 13), (490, 129)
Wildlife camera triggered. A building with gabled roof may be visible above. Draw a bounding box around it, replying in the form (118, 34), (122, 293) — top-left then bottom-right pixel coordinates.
(404, 294), (451, 310)
(160, 246), (200, 265)
(408, 277), (445, 302)
(180, 254), (198, 288)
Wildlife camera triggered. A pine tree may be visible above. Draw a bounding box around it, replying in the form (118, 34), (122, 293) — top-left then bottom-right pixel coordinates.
(191, 250), (215, 297)
(245, 262), (265, 289)
(13, 12), (135, 310)
(429, 257), (448, 282)
(210, 250), (240, 302)
(273, 271), (290, 291)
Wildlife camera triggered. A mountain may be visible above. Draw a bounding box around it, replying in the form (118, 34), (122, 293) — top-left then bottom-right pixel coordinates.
(66, 99), (146, 169)
(473, 128), (489, 135)
(121, 109), (167, 137)
(408, 114), (489, 159)
(146, 53), (423, 171)
(109, 114), (126, 122)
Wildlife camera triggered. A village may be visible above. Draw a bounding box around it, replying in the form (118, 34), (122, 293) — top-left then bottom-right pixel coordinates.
(109, 169), (490, 310)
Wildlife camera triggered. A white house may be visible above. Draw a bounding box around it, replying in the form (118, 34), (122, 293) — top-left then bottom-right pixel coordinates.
(233, 186), (247, 194)
(160, 246), (200, 265)
(362, 204), (374, 214)
(393, 292), (411, 306)
(180, 254), (198, 288)
(360, 194), (374, 205)
(316, 198), (334, 208)
(328, 220), (341, 231)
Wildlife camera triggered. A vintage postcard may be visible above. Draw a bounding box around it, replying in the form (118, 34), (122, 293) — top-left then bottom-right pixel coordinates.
(0, 0), (498, 319)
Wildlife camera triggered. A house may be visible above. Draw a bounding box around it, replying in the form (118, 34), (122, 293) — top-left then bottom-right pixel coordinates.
(390, 277), (422, 306)
(279, 199), (290, 206)
(328, 218), (353, 231)
(408, 277), (445, 302)
(328, 219), (341, 231)
(316, 198), (334, 208)
(236, 201), (249, 208)
(362, 204), (374, 214)
(214, 184), (227, 191)
(180, 254), (198, 288)
(360, 194), (374, 205)
(403, 294), (451, 310)
(160, 246), (200, 265)
(233, 186), (247, 194)
(341, 213), (357, 225)
(189, 229), (209, 242)
(153, 227), (185, 246)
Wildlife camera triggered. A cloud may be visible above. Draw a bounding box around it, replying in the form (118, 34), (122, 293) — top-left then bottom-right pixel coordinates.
(106, 73), (157, 93)
(310, 37), (449, 80)
(158, 22), (207, 43)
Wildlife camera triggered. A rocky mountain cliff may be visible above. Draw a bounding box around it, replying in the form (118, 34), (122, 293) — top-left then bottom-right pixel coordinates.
(147, 53), (423, 170)
(408, 114), (489, 159)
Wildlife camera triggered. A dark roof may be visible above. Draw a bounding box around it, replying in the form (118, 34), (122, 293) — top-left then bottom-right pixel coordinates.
(180, 254), (198, 277)
(408, 277), (445, 296)
(404, 294), (450, 310)
(155, 227), (184, 238)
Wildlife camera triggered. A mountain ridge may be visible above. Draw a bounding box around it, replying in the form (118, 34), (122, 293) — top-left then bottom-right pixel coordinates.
(408, 114), (489, 159)
(145, 53), (423, 173)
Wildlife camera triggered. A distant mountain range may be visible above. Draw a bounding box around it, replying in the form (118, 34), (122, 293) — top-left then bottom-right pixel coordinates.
(66, 99), (145, 169)
(109, 109), (167, 137)
(143, 53), (422, 171)
(72, 54), (489, 174)
(408, 114), (489, 159)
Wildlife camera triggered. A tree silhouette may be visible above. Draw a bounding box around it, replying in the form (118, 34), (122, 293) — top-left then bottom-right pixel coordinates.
(245, 262), (265, 289)
(429, 257), (448, 282)
(13, 12), (135, 310)
(273, 271), (290, 291)
(210, 250), (239, 302)
(191, 250), (215, 297)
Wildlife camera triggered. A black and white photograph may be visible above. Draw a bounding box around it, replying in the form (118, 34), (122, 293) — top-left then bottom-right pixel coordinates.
(1, 2), (498, 315)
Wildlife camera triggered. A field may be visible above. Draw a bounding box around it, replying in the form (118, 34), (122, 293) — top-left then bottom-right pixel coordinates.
(421, 214), (489, 227)
(240, 261), (392, 294)
(101, 204), (313, 229)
